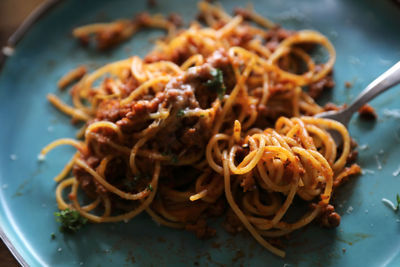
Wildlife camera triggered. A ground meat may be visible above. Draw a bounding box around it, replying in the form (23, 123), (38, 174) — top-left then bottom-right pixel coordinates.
(318, 204), (341, 228)
(167, 13), (183, 27)
(346, 150), (358, 163)
(323, 102), (346, 112)
(207, 49), (230, 69)
(350, 137), (358, 149)
(185, 219), (216, 239)
(206, 198), (226, 217)
(184, 63), (219, 108)
(134, 12), (152, 26)
(223, 210), (244, 234)
(345, 81), (352, 88)
(240, 174), (255, 192)
(358, 104), (377, 120)
(145, 45), (192, 65)
(120, 75), (140, 97)
(333, 164), (361, 188)
(308, 68), (335, 99)
(144, 51), (171, 63)
(96, 100), (128, 122)
(233, 8), (253, 20)
(96, 23), (127, 50)
(147, 0), (157, 7)
(104, 157), (126, 183)
(181, 127), (203, 147)
(73, 155), (108, 197)
(230, 25), (253, 46)
(77, 35), (90, 46)
(264, 28), (294, 52)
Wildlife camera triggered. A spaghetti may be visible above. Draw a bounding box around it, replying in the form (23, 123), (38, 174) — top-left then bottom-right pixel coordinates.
(41, 2), (361, 257)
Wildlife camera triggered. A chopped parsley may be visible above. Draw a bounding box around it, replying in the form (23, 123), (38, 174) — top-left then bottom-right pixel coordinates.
(162, 149), (179, 163)
(124, 179), (137, 191)
(206, 68), (226, 100)
(147, 184), (154, 191)
(177, 109), (185, 117)
(134, 173), (149, 180)
(171, 154), (179, 164)
(54, 208), (88, 233)
(397, 194), (400, 210)
(51, 233), (56, 240)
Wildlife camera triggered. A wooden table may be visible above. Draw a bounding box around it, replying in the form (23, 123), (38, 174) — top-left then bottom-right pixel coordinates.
(0, 0), (45, 265)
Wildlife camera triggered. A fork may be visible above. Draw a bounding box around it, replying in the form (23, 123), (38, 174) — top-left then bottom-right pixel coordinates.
(315, 61), (400, 144)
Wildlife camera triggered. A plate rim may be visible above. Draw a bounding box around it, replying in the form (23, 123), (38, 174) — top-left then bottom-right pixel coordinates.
(0, 0), (64, 265)
(0, 0), (63, 72)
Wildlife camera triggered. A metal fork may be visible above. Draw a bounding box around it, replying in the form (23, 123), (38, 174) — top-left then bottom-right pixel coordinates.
(315, 61), (400, 144)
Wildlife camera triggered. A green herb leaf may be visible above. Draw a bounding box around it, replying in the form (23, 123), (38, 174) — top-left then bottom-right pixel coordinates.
(162, 148), (179, 163)
(54, 208), (88, 233)
(171, 154), (179, 164)
(51, 233), (56, 240)
(147, 184), (154, 191)
(396, 194), (400, 210)
(205, 68), (226, 100)
(177, 109), (185, 117)
(124, 179), (137, 190)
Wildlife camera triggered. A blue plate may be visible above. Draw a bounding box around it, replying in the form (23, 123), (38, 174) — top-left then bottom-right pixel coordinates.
(1, 0), (400, 266)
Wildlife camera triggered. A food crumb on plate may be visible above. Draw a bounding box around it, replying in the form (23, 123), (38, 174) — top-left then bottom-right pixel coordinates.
(392, 165), (400, 177)
(383, 108), (400, 119)
(2, 46), (14, 56)
(346, 206), (353, 214)
(374, 155), (382, 170)
(362, 169), (375, 175)
(381, 198), (397, 211)
(344, 81), (352, 88)
(37, 154), (46, 161)
(358, 144), (368, 150)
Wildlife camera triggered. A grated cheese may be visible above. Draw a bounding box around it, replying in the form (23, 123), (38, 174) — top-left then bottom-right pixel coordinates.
(346, 206), (353, 214)
(392, 165), (400, 177)
(382, 198), (397, 211)
(383, 109), (400, 119)
(374, 155), (382, 170)
(358, 144), (369, 151)
(361, 169), (375, 175)
(37, 154), (46, 162)
(2, 46), (14, 56)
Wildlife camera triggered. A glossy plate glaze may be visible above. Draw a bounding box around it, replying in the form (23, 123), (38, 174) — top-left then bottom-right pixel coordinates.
(1, 0), (400, 266)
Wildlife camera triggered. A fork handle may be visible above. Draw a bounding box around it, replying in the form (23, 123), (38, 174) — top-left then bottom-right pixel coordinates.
(345, 61), (400, 115)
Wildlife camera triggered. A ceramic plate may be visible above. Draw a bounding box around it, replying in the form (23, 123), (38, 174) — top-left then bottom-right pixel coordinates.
(1, 0), (400, 266)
